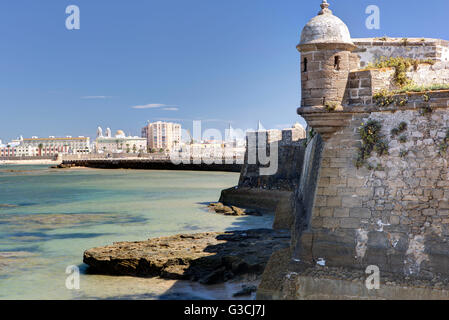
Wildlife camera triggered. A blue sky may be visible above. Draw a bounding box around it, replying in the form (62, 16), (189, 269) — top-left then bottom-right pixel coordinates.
(1, 0), (448, 142)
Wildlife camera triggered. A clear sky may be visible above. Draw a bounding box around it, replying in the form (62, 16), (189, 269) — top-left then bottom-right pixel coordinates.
(1, 0), (448, 142)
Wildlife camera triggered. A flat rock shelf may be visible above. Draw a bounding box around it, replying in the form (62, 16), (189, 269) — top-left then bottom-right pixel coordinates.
(83, 229), (290, 285)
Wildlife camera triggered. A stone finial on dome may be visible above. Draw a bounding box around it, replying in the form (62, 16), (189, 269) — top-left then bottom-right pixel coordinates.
(318, 0), (332, 15)
(297, 0), (355, 52)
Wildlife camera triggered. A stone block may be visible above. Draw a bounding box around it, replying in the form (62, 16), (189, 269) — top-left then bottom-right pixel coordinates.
(320, 168), (339, 178)
(314, 196), (327, 207)
(355, 188), (373, 197)
(390, 215), (400, 225)
(342, 196), (362, 208)
(319, 208), (334, 217)
(319, 187), (338, 196)
(339, 218), (360, 229)
(349, 80), (360, 89)
(323, 217), (340, 229)
(334, 208), (350, 218)
(439, 201), (449, 209)
(330, 158), (348, 168)
(350, 208), (372, 219)
(347, 177), (366, 187)
(327, 196), (342, 207)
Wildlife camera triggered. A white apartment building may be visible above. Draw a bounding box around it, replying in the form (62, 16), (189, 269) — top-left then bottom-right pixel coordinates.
(0, 136), (90, 157)
(23, 136), (91, 156)
(141, 121), (181, 152)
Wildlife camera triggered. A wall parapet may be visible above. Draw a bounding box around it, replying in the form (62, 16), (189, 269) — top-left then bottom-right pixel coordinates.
(302, 89), (449, 113)
(353, 38), (449, 68)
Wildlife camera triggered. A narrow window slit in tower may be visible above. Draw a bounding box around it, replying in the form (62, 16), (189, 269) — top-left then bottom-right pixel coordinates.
(334, 56), (341, 70)
(303, 58), (308, 72)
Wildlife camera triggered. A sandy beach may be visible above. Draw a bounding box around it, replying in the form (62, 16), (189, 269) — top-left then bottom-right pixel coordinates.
(0, 159), (62, 165)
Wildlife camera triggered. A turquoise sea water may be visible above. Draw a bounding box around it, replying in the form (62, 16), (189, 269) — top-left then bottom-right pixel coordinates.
(0, 166), (273, 300)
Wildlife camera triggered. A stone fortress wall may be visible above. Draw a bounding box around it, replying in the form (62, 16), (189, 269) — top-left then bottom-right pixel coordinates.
(220, 126), (306, 230)
(238, 128), (306, 191)
(256, 1), (449, 299)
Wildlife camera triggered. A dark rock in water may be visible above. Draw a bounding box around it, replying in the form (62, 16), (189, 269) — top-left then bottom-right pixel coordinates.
(83, 229), (290, 285)
(233, 285), (258, 297)
(243, 209), (262, 216)
(200, 266), (228, 285)
(0, 204), (17, 209)
(208, 203), (261, 217)
(55, 163), (76, 169)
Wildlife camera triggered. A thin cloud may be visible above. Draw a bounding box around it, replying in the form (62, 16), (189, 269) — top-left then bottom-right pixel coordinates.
(131, 103), (179, 110)
(132, 104), (166, 109)
(81, 96), (113, 99)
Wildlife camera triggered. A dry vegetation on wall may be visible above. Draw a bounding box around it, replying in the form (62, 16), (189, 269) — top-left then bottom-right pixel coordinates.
(367, 57), (449, 108)
(373, 84), (449, 109)
(365, 56), (435, 87)
(396, 83), (449, 94)
(373, 90), (408, 107)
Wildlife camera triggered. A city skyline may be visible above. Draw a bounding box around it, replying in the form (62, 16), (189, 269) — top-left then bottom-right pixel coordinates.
(1, 0), (449, 142)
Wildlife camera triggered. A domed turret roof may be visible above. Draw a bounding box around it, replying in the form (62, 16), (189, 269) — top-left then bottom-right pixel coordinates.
(298, 1), (354, 50)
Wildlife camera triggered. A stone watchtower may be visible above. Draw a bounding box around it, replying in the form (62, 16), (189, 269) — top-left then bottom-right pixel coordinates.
(258, 0), (449, 299)
(297, 1), (358, 139)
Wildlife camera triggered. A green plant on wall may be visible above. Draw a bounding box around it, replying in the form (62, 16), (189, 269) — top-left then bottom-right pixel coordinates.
(355, 120), (389, 169)
(375, 163), (384, 171)
(395, 96), (408, 107)
(373, 90), (408, 108)
(373, 90), (395, 107)
(303, 128), (316, 148)
(399, 135), (408, 143)
(439, 129), (449, 156)
(391, 121), (408, 137)
(420, 104), (433, 115)
(324, 101), (338, 112)
(374, 140), (389, 156)
(400, 149), (409, 158)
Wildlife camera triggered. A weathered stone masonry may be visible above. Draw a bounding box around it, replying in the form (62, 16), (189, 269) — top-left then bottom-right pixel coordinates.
(292, 1), (449, 280)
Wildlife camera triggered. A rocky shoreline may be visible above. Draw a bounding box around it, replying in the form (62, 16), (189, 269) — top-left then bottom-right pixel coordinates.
(83, 229), (290, 287)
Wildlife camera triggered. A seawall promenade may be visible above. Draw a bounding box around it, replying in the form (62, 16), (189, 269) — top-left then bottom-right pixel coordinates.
(60, 158), (242, 172)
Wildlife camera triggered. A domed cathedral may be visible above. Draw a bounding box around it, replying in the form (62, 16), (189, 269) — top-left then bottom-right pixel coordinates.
(297, 1), (359, 139)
